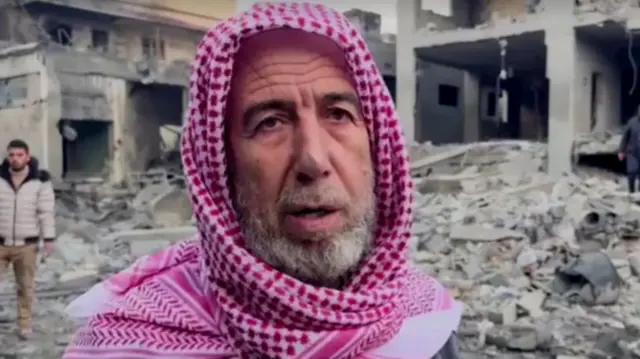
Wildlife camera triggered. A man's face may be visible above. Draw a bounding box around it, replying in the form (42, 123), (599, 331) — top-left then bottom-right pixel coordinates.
(7, 147), (30, 171)
(227, 30), (375, 288)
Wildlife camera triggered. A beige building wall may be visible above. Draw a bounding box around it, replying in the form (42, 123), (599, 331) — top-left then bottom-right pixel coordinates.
(475, 0), (529, 23)
(0, 50), (47, 168)
(133, 0), (237, 29)
(0, 1), (236, 180)
(60, 21), (199, 64)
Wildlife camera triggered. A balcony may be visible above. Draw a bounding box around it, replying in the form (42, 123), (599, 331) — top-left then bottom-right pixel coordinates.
(409, 0), (547, 48)
(46, 46), (190, 86)
(21, 0), (207, 32)
(415, 0), (545, 34)
(575, 0), (640, 16)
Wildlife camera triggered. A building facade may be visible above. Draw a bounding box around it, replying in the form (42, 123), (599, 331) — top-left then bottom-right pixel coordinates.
(398, 0), (635, 174)
(0, 0), (235, 182)
(344, 7), (467, 145)
(343, 9), (397, 101)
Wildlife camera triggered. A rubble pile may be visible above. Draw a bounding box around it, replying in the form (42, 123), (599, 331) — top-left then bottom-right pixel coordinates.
(409, 140), (640, 357)
(0, 168), (194, 358)
(419, 0), (546, 34)
(2, 139), (640, 358)
(575, 0), (639, 16)
(573, 130), (623, 155)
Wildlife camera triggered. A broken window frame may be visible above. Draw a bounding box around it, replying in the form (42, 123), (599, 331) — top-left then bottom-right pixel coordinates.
(91, 29), (110, 54)
(44, 19), (73, 46)
(437, 84), (459, 107)
(0, 76), (29, 109)
(141, 36), (166, 60)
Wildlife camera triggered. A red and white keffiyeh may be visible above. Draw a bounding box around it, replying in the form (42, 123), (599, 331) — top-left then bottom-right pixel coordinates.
(62, 3), (461, 359)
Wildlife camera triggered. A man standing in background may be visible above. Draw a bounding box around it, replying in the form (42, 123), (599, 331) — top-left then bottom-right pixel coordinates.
(619, 107), (640, 193)
(0, 139), (55, 339)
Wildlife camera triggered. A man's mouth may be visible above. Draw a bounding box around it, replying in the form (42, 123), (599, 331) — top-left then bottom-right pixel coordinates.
(283, 206), (344, 236)
(289, 207), (337, 218)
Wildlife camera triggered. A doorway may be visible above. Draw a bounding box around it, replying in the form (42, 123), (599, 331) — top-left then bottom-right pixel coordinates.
(61, 120), (112, 178)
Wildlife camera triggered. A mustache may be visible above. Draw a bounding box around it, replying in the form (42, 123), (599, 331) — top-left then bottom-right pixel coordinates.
(276, 185), (349, 211)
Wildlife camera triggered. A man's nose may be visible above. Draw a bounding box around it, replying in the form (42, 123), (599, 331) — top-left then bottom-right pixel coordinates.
(294, 114), (331, 185)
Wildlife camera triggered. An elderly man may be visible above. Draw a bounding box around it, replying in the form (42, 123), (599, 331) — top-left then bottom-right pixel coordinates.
(63, 3), (462, 358)
(0, 139), (56, 339)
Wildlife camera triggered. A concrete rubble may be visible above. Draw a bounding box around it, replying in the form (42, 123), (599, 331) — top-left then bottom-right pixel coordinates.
(575, 0), (639, 16)
(410, 139), (640, 358)
(574, 130), (623, 155)
(420, 0), (546, 35)
(0, 167), (194, 358)
(3, 139), (640, 358)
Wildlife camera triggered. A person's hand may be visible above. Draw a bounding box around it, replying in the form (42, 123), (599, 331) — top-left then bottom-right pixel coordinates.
(42, 241), (55, 258)
(618, 152), (625, 161)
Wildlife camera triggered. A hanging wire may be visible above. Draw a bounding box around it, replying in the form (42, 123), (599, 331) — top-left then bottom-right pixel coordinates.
(627, 27), (637, 95)
(495, 39), (508, 125)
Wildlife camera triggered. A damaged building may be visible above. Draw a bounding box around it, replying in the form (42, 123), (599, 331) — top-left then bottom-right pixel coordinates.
(0, 0), (235, 181)
(343, 9), (397, 101)
(397, 0), (640, 175)
(346, 7), (470, 144)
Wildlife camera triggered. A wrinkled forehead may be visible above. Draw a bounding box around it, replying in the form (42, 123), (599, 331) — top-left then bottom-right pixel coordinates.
(230, 29), (354, 98)
(236, 29), (348, 71)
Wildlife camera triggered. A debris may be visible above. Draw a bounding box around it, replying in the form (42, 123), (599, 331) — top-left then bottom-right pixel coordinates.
(516, 290), (546, 318)
(407, 139), (640, 356)
(4, 137), (640, 358)
(551, 252), (622, 306)
(148, 187), (193, 227)
(449, 225), (527, 242)
(0, 172), (195, 356)
(410, 145), (471, 176)
(629, 251), (640, 276)
(516, 247), (538, 274)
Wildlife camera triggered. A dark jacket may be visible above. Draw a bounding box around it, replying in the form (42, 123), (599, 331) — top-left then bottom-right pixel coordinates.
(619, 116), (640, 156)
(432, 334), (461, 359)
(0, 157), (55, 246)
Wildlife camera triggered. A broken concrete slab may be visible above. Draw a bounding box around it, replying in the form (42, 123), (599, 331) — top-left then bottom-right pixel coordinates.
(410, 145), (471, 176)
(131, 183), (173, 209)
(449, 225), (527, 242)
(516, 290), (546, 318)
(629, 251), (640, 277)
(149, 187), (192, 227)
(106, 226), (197, 257)
(57, 269), (99, 289)
(106, 226), (196, 243)
(52, 232), (96, 266)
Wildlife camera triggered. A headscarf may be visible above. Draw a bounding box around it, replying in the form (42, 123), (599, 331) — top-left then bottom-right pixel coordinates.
(62, 3), (462, 358)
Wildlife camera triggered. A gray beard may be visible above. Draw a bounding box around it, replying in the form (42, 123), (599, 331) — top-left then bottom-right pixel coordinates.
(234, 181), (375, 289)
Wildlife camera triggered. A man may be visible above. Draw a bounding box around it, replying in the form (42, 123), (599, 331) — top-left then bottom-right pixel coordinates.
(63, 3), (462, 358)
(619, 107), (640, 193)
(0, 139), (55, 339)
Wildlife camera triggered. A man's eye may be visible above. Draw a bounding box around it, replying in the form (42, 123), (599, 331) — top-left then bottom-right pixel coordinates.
(328, 108), (353, 122)
(256, 117), (282, 132)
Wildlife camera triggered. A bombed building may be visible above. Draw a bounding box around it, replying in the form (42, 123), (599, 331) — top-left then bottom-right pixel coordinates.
(343, 8), (397, 102)
(0, 0), (235, 182)
(397, 0), (640, 175)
